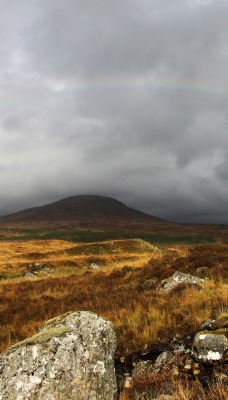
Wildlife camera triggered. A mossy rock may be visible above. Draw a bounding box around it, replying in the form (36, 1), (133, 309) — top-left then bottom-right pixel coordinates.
(198, 328), (228, 339)
(0, 311), (117, 400)
(193, 328), (228, 364)
(10, 326), (71, 350)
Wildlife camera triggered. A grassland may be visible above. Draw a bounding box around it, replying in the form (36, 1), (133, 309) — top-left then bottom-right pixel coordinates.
(0, 227), (216, 244)
(0, 237), (160, 281)
(0, 230), (227, 399)
(0, 235), (227, 353)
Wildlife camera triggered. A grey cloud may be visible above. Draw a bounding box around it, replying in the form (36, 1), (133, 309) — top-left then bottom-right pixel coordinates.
(214, 160), (228, 181)
(0, 0), (228, 222)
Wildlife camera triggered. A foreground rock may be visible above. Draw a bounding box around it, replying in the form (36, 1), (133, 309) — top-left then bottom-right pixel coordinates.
(193, 329), (228, 364)
(157, 271), (205, 292)
(0, 311), (117, 400)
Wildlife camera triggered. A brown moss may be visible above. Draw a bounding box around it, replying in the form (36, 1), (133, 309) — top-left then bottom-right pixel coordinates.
(7, 326), (72, 351)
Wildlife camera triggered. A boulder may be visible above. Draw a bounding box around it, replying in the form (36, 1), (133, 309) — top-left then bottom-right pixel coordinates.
(193, 329), (228, 364)
(0, 311), (117, 400)
(157, 271), (205, 292)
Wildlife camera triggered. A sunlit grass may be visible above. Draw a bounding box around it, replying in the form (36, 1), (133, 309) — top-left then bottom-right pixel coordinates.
(0, 242), (227, 355)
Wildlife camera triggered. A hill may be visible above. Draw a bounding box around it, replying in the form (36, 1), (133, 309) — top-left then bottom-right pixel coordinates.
(0, 195), (168, 230)
(0, 195), (227, 240)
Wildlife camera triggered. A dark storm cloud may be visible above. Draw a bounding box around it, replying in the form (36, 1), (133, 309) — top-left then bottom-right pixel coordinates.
(0, 0), (228, 222)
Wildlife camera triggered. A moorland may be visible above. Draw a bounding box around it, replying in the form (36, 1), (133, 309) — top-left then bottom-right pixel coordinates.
(0, 195), (227, 399)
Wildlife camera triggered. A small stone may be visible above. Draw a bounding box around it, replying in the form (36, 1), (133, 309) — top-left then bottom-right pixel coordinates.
(89, 263), (101, 270)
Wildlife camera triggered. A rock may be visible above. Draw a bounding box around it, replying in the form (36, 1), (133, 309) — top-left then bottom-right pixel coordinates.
(24, 272), (36, 278)
(0, 311), (117, 400)
(89, 263), (101, 270)
(157, 271), (205, 292)
(154, 352), (173, 369)
(193, 329), (228, 364)
(200, 319), (215, 330)
(132, 360), (154, 376)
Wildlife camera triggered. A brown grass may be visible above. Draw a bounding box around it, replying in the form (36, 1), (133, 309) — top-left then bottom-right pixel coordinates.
(0, 242), (227, 355)
(0, 238), (159, 279)
(120, 371), (228, 399)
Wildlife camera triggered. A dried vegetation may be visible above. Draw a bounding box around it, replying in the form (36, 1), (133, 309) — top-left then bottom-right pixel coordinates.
(0, 241), (227, 357)
(120, 370), (228, 399)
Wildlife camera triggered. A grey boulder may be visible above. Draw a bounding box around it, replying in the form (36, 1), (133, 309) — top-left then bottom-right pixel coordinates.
(0, 311), (117, 400)
(157, 271), (205, 292)
(193, 329), (228, 364)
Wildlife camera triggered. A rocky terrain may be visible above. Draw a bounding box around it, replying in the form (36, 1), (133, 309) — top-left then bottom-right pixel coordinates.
(0, 307), (227, 399)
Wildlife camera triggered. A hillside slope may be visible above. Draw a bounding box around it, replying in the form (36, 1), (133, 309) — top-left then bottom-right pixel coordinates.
(0, 195), (168, 230)
(1, 195), (227, 240)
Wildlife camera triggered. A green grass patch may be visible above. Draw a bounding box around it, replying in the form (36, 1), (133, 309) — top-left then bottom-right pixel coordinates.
(0, 228), (215, 245)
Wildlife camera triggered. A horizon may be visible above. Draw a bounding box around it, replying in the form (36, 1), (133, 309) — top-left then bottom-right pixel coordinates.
(0, 193), (227, 225)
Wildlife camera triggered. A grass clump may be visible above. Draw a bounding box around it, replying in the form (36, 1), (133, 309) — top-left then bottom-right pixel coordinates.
(121, 372), (228, 400)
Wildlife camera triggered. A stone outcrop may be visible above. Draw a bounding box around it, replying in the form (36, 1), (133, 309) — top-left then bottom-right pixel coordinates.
(0, 311), (117, 400)
(193, 329), (228, 364)
(157, 271), (205, 292)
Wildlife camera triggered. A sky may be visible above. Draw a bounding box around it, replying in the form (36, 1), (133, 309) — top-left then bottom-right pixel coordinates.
(0, 0), (228, 223)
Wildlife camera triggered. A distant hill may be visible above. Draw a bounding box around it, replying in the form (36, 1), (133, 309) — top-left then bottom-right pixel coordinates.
(1, 195), (227, 240)
(0, 195), (168, 230)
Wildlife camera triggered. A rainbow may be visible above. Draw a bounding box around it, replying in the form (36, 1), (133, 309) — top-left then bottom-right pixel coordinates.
(50, 75), (228, 98)
(3, 75), (228, 115)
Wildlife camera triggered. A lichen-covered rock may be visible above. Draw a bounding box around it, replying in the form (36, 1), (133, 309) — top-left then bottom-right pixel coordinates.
(132, 360), (154, 376)
(157, 271), (205, 292)
(0, 311), (117, 400)
(193, 329), (228, 364)
(153, 351), (173, 370)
